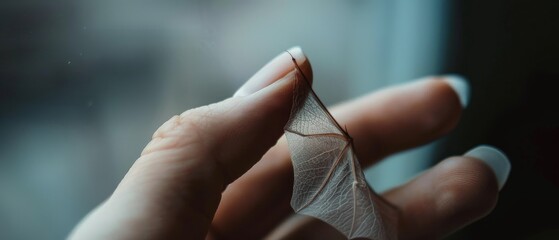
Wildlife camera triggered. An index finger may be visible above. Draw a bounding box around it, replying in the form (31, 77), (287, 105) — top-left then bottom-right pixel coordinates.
(69, 49), (309, 240)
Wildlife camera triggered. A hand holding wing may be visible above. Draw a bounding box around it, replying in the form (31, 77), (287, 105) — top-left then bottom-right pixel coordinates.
(284, 53), (397, 240)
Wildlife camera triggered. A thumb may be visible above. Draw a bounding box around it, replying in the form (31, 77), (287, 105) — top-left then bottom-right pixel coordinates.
(69, 47), (311, 240)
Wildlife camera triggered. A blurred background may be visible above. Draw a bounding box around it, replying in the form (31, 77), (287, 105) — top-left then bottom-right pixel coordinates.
(1, 0), (558, 239)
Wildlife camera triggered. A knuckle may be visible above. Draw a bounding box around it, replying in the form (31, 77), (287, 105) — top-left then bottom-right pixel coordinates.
(140, 98), (242, 187)
(146, 108), (212, 156)
(156, 108), (212, 140)
(152, 115), (180, 139)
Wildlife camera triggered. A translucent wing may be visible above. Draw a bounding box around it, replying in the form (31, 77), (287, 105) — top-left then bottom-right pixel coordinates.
(284, 53), (397, 239)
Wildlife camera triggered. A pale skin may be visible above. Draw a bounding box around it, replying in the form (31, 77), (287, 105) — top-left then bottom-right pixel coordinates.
(69, 50), (499, 240)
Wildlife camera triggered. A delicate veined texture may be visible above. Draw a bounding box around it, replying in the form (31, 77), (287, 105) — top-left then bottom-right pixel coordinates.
(284, 52), (397, 240)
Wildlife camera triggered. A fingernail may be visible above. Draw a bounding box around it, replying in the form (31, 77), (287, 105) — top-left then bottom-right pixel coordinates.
(234, 46), (307, 97)
(464, 145), (511, 191)
(442, 74), (470, 108)
(286, 46), (306, 66)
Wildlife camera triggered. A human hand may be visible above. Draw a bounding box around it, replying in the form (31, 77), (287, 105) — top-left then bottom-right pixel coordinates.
(69, 47), (510, 240)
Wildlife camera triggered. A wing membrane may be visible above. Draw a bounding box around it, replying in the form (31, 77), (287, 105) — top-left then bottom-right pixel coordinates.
(284, 53), (396, 239)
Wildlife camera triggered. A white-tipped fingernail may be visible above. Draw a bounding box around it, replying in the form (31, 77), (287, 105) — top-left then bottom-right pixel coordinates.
(442, 74), (470, 108)
(464, 145), (511, 191)
(286, 46), (305, 66)
(234, 46), (307, 97)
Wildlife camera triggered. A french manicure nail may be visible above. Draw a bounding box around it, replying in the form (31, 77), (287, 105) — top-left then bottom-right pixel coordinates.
(442, 74), (470, 108)
(286, 46), (306, 67)
(464, 145), (511, 191)
(234, 46), (307, 97)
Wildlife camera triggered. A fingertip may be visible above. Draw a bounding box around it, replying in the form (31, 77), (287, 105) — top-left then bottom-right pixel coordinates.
(286, 46), (313, 84)
(384, 155), (501, 239)
(464, 145), (511, 191)
(435, 156), (501, 224)
(441, 74), (470, 108)
(234, 46), (312, 97)
(286, 46), (305, 65)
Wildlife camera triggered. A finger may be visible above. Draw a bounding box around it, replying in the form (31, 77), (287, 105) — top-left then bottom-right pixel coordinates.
(69, 48), (308, 240)
(383, 145), (511, 239)
(267, 145), (511, 240)
(331, 75), (468, 165)
(212, 76), (469, 238)
(265, 214), (346, 240)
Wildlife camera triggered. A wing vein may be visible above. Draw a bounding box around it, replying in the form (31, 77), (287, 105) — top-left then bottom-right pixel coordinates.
(295, 143), (350, 211)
